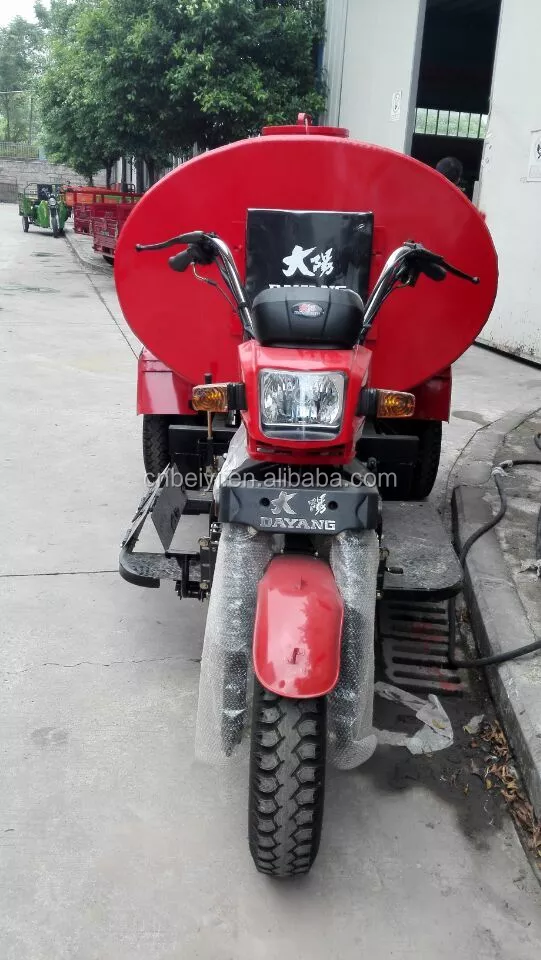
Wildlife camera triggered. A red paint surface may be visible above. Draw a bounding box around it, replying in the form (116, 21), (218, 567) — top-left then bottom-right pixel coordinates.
(261, 124), (349, 138)
(411, 368), (452, 421)
(115, 132), (497, 397)
(137, 349), (195, 414)
(253, 555), (344, 698)
(238, 340), (371, 463)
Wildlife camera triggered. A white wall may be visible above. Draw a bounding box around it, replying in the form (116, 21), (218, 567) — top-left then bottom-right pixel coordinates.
(324, 0), (426, 153)
(477, 0), (541, 363)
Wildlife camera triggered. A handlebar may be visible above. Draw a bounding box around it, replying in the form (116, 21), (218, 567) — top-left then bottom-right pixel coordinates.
(137, 230), (254, 336)
(135, 231), (480, 345)
(361, 241), (479, 339)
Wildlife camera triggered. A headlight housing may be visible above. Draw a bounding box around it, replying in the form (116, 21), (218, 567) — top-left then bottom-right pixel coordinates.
(260, 370), (345, 440)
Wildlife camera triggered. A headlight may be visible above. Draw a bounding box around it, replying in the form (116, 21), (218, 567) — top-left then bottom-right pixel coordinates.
(48, 197), (57, 206)
(260, 370), (345, 440)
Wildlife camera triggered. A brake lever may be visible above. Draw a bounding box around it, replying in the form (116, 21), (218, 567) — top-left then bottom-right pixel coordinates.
(444, 263), (480, 284)
(135, 230), (206, 252)
(404, 242), (479, 285)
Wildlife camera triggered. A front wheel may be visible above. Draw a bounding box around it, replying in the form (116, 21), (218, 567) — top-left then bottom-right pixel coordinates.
(249, 681), (326, 877)
(22, 215), (29, 232)
(51, 212), (60, 237)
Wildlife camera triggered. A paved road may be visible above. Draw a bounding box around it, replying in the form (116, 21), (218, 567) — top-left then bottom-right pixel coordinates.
(1, 207), (541, 960)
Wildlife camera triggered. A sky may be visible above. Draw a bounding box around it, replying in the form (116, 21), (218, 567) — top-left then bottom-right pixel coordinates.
(0, 0), (45, 28)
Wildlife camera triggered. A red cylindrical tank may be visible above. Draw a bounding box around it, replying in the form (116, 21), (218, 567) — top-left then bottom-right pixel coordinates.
(115, 122), (497, 393)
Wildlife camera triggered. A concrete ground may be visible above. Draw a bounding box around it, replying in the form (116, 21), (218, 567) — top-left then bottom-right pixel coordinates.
(2, 207), (541, 960)
(493, 413), (541, 641)
(453, 410), (541, 819)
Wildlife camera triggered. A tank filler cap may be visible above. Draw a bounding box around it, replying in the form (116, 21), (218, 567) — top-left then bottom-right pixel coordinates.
(262, 112), (349, 138)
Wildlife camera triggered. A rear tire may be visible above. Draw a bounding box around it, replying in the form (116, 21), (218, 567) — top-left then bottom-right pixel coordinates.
(249, 681), (326, 878)
(22, 216), (29, 232)
(410, 420), (442, 499)
(368, 419), (442, 500)
(142, 414), (171, 481)
(103, 254), (114, 265)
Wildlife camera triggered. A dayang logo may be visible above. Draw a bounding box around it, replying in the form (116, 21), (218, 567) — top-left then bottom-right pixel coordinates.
(261, 491), (336, 530)
(282, 244), (335, 278)
(259, 516), (337, 531)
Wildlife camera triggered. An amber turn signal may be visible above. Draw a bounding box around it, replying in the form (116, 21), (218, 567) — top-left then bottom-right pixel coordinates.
(376, 389), (415, 419)
(191, 382), (246, 412)
(357, 387), (415, 419)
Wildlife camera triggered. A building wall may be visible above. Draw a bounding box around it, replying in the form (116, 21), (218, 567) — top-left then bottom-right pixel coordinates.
(324, 0), (426, 153)
(476, 0), (541, 363)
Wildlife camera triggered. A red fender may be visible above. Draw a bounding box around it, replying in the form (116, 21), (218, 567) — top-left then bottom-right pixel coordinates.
(137, 349), (194, 415)
(253, 556), (344, 699)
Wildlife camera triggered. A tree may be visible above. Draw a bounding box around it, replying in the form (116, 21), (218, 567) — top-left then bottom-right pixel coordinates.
(169, 0), (326, 149)
(38, 0), (326, 183)
(38, 0), (191, 181)
(74, 0), (196, 182)
(37, 0), (120, 181)
(0, 15), (43, 142)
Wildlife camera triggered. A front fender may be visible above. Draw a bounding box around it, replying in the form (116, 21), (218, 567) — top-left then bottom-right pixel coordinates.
(253, 555), (344, 698)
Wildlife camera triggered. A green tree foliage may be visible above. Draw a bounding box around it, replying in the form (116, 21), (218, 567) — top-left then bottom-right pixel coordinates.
(0, 15), (43, 141)
(169, 0), (326, 149)
(38, 0), (326, 182)
(37, 1), (120, 180)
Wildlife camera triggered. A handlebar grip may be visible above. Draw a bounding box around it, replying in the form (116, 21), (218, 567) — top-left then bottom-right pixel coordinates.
(168, 248), (195, 272)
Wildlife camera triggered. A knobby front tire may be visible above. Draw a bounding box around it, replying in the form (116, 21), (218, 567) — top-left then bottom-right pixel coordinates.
(249, 681), (326, 878)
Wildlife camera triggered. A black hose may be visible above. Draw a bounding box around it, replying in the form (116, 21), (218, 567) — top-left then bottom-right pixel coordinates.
(448, 434), (541, 668)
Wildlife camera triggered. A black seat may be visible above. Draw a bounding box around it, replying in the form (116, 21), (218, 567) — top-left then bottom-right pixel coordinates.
(252, 287), (364, 349)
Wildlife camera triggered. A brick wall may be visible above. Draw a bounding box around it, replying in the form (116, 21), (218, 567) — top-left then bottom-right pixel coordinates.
(0, 157), (106, 191)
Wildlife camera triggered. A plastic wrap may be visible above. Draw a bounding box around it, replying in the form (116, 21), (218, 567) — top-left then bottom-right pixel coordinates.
(328, 529), (379, 769)
(195, 522), (274, 763)
(212, 423), (248, 505)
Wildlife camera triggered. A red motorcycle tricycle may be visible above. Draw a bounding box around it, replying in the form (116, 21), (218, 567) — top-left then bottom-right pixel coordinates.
(115, 118), (497, 877)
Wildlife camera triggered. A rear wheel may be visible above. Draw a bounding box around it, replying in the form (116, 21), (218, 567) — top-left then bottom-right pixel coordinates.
(142, 414), (171, 481)
(142, 414), (207, 482)
(22, 215), (29, 232)
(369, 419), (442, 500)
(410, 420), (442, 499)
(103, 254), (115, 265)
(249, 681), (326, 878)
